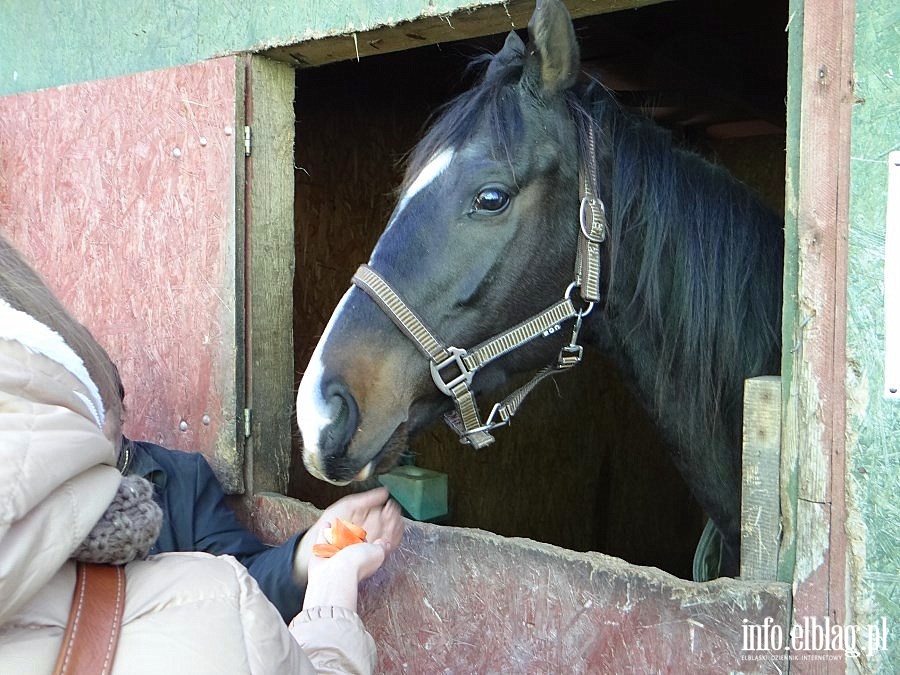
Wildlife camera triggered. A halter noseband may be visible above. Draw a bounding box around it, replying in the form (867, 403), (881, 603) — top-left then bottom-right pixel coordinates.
(351, 120), (606, 449)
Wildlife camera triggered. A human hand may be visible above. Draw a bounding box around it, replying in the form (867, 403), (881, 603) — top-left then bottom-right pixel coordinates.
(293, 487), (404, 587)
(301, 524), (389, 612)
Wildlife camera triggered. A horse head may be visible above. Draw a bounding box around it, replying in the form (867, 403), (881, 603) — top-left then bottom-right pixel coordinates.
(296, 0), (590, 484)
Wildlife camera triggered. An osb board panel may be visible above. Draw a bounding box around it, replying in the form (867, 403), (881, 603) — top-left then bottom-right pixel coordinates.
(289, 44), (704, 578)
(252, 494), (791, 673)
(0, 57), (243, 491)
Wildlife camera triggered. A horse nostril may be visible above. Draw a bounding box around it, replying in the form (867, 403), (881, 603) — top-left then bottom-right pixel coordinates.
(332, 393), (350, 429)
(320, 381), (359, 458)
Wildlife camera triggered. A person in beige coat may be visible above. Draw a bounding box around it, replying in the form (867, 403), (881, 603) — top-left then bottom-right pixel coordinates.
(0, 233), (396, 674)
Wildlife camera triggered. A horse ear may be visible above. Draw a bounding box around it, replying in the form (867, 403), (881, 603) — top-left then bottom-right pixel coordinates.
(486, 31), (526, 80)
(523, 0), (580, 97)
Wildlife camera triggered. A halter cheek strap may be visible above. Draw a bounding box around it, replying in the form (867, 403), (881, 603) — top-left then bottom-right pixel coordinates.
(350, 120), (606, 449)
(352, 265), (585, 447)
(576, 119), (607, 302)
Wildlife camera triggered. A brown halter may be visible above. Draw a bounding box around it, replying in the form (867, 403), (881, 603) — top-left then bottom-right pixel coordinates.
(352, 122), (606, 449)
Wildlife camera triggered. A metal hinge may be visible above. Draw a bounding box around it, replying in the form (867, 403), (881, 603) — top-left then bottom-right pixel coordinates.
(243, 407), (252, 438)
(244, 125), (251, 157)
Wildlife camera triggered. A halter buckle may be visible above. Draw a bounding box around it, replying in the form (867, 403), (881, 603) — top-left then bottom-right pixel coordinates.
(430, 347), (473, 396)
(579, 195), (607, 243)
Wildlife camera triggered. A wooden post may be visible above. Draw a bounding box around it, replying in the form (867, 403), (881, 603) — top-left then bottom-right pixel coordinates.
(242, 55), (297, 496)
(780, 0), (853, 670)
(741, 376), (782, 581)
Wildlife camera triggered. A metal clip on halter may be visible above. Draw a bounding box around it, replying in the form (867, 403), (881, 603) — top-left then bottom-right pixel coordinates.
(557, 294), (591, 369)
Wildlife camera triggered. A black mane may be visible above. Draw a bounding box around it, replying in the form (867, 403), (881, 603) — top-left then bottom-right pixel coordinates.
(401, 51), (526, 194)
(579, 84), (783, 457)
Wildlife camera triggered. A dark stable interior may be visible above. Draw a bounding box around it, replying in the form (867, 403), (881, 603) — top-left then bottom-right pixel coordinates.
(288, 0), (787, 579)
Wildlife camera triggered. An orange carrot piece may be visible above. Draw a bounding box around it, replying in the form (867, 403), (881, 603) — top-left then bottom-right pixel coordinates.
(342, 520), (367, 542)
(332, 518), (365, 548)
(312, 543), (340, 558)
(313, 519), (368, 558)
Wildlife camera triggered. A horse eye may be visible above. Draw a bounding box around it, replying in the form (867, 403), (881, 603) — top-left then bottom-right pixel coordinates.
(472, 187), (510, 214)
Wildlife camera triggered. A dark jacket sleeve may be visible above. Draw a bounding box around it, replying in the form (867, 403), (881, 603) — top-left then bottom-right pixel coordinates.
(187, 452), (307, 622)
(135, 440), (307, 623)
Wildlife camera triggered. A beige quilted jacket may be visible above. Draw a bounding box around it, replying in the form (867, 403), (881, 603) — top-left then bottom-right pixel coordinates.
(0, 298), (375, 674)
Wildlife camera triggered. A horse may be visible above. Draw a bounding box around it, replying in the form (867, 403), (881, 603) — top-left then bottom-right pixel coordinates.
(295, 0), (783, 575)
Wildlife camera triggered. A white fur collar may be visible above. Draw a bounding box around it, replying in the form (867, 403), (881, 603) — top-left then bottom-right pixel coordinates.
(0, 297), (105, 428)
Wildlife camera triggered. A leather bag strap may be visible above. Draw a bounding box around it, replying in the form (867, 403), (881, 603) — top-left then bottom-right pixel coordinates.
(53, 562), (126, 675)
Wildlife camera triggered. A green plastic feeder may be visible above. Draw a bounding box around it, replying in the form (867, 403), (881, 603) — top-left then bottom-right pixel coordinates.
(378, 465), (448, 522)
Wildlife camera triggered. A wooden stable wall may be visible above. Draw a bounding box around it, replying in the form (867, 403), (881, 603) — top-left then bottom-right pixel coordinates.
(0, 0), (667, 98)
(252, 493), (791, 673)
(5, 0), (891, 667)
(0, 55), (296, 498)
(0, 58), (246, 490)
(845, 0), (900, 670)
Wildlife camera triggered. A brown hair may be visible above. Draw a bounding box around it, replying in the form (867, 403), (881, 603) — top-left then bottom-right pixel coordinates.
(0, 233), (123, 439)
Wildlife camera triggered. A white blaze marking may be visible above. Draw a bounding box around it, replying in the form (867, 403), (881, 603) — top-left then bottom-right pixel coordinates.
(298, 149), (453, 456)
(387, 147), (454, 230)
(296, 289), (353, 455)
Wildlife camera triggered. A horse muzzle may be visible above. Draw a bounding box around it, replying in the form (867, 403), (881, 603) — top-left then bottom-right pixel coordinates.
(300, 378), (362, 483)
(296, 313), (420, 484)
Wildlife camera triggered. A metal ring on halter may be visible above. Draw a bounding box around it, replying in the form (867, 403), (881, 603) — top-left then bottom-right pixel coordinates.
(579, 195), (606, 242)
(565, 282), (596, 317)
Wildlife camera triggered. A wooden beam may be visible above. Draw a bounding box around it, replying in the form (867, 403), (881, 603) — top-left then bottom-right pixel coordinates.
(243, 56), (297, 495)
(741, 376), (782, 581)
(780, 0), (853, 669)
(264, 0), (670, 67)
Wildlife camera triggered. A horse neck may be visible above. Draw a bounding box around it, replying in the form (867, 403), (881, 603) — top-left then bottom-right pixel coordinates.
(581, 95), (783, 461)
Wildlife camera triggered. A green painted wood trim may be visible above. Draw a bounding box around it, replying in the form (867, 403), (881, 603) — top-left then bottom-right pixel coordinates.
(243, 56), (296, 496)
(845, 0), (900, 670)
(0, 0), (665, 97)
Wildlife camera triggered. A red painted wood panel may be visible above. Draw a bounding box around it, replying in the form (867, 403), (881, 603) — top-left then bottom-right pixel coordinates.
(0, 58), (243, 490)
(254, 495), (792, 673)
(787, 0), (854, 671)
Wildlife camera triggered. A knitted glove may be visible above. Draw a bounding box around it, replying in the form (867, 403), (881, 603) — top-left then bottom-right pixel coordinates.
(72, 474), (162, 565)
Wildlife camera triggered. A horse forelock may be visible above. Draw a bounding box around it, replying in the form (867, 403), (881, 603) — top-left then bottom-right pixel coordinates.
(400, 52), (527, 197)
